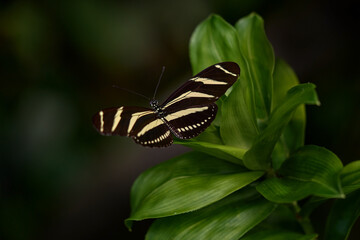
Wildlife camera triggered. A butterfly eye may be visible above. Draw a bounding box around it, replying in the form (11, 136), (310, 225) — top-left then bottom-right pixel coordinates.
(150, 100), (159, 107)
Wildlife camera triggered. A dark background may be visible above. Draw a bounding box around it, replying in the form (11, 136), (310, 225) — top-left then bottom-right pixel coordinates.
(1, 0), (359, 239)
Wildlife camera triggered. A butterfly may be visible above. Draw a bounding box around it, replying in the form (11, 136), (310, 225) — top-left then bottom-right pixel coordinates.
(92, 62), (240, 147)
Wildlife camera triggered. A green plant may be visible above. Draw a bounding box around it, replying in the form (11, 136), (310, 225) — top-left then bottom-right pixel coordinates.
(125, 13), (360, 240)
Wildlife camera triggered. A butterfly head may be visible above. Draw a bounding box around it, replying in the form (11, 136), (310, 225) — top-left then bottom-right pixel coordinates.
(150, 99), (159, 109)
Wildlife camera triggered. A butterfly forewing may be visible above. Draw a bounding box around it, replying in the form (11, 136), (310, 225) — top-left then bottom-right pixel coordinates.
(161, 62), (240, 112)
(93, 106), (154, 136)
(92, 106), (173, 147)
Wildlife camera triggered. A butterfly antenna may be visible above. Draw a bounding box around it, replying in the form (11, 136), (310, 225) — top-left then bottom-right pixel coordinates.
(153, 66), (165, 100)
(112, 85), (150, 100)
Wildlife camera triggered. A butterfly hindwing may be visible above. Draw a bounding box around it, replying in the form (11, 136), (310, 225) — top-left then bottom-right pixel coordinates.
(132, 118), (173, 147)
(163, 103), (218, 139)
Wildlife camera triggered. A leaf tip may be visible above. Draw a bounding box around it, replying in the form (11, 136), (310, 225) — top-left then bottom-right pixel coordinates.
(248, 11), (262, 19)
(207, 13), (222, 22)
(124, 219), (133, 232)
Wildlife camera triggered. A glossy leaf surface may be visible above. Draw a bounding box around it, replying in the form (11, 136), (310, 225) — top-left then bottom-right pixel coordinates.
(341, 160), (360, 194)
(280, 145), (344, 198)
(174, 139), (245, 164)
(221, 13), (276, 149)
(189, 14), (241, 75)
(257, 178), (324, 203)
(146, 193), (276, 240)
(258, 145), (344, 202)
(235, 13), (274, 121)
(271, 59), (306, 169)
(300, 160), (360, 217)
(126, 152), (263, 228)
(243, 84), (319, 170)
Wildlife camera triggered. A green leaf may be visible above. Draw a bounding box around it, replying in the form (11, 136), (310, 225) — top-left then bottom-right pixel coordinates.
(189, 14), (242, 75)
(146, 193), (276, 240)
(272, 59), (306, 169)
(221, 12), (276, 149)
(190, 124), (224, 145)
(341, 160), (360, 194)
(220, 79), (259, 149)
(300, 160), (360, 217)
(242, 230), (317, 240)
(257, 178), (329, 203)
(189, 14), (242, 137)
(324, 189), (360, 240)
(130, 173), (263, 222)
(126, 152), (263, 228)
(235, 13), (275, 121)
(272, 59), (302, 111)
(279, 145), (344, 198)
(174, 139), (246, 164)
(254, 204), (303, 232)
(257, 145), (345, 202)
(243, 84), (320, 170)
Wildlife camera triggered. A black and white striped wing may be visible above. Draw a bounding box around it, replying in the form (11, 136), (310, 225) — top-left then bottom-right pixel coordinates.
(130, 113), (173, 147)
(92, 62), (240, 147)
(92, 107), (172, 147)
(161, 62), (240, 112)
(160, 62), (239, 139)
(163, 103), (218, 139)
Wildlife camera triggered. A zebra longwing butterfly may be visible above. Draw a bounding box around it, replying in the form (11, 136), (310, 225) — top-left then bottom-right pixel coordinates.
(92, 62), (240, 147)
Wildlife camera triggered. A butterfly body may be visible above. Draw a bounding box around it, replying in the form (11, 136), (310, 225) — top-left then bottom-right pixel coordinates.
(93, 62), (240, 148)
(150, 100), (165, 118)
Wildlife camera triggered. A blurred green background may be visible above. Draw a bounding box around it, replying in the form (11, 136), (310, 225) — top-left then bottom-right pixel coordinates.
(1, 0), (359, 239)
